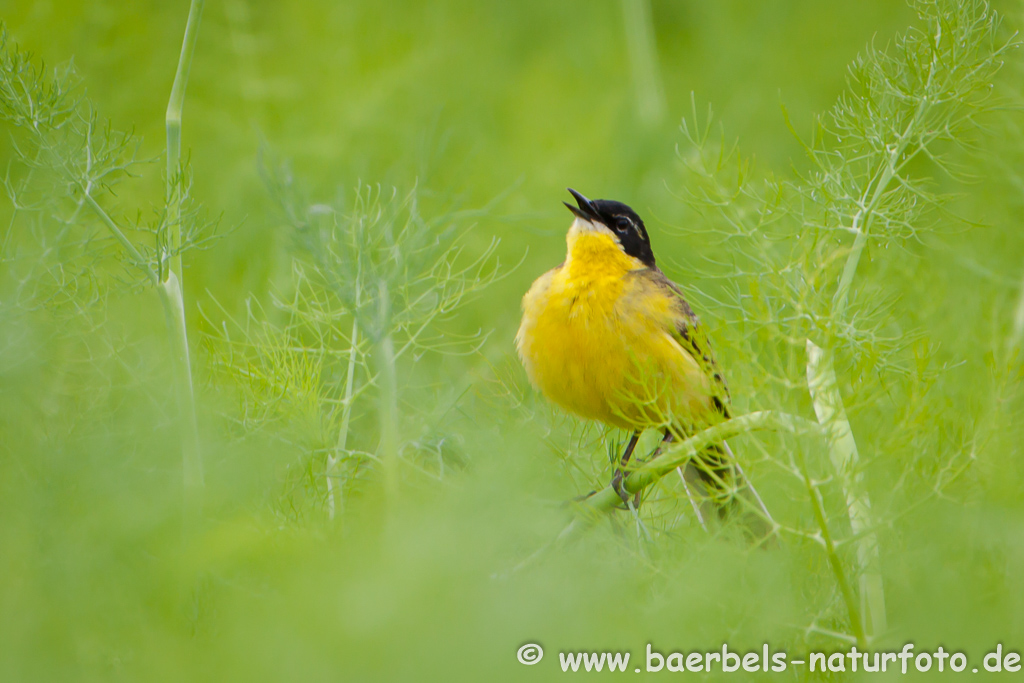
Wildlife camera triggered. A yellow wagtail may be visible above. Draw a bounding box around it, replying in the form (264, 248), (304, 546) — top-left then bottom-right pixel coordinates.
(516, 189), (769, 526)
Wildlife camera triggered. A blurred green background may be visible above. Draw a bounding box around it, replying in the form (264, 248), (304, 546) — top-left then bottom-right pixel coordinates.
(3, 1), (1024, 681)
(1, 0), (915, 321)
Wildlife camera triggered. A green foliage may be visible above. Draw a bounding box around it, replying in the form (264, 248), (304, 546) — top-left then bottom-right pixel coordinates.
(666, 0), (1019, 647)
(2, 1), (1024, 681)
(0, 27), (215, 292)
(208, 168), (502, 517)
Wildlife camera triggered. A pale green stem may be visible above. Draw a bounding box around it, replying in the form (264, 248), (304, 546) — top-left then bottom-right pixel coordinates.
(620, 0), (665, 125)
(160, 272), (203, 492)
(80, 195), (198, 494)
(799, 446), (868, 650)
(832, 163), (893, 319)
(376, 281), (399, 501)
(79, 192), (195, 502)
(166, 0), (205, 282)
(815, 64), (935, 638)
(83, 193), (159, 285)
(832, 229), (868, 321)
(164, 0), (206, 502)
(832, 58), (933, 318)
(327, 317), (360, 521)
(806, 339), (886, 641)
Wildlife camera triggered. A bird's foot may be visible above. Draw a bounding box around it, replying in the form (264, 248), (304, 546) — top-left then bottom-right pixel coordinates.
(611, 470), (641, 511)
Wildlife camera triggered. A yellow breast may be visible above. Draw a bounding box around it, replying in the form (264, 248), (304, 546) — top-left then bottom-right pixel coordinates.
(515, 230), (713, 431)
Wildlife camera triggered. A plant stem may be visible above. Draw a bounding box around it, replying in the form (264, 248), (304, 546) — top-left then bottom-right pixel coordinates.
(376, 281), (399, 502)
(578, 411), (817, 515)
(832, 229), (868, 320)
(160, 272), (204, 492)
(82, 193), (159, 285)
(800, 449), (868, 650)
(815, 66), (934, 636)
(166, 0), (205, 282)
(832, 58), (933, 318)
(164, 0), (206, 503)
(513, 411), (814, 577)
(327, 317), (360, 520)
(78, 196), (200, 498)
(806, 339), (886, 641)
(832, 161), (894, 318)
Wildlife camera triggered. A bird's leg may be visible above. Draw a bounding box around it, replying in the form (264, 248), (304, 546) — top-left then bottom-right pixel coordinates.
(612, 429), (676, 510)
(610, 431), (641, 506)
(651, 429), (674, 459)
(571, 433), (640, 507)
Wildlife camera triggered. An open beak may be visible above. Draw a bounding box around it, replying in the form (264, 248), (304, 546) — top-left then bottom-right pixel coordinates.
(563, 188), (599, 222)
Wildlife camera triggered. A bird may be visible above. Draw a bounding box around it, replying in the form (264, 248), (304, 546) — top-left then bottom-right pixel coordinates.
(516, 188), (770, 529)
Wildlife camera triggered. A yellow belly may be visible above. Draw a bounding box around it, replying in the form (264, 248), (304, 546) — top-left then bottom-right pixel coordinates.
(516, 238), (714, 431)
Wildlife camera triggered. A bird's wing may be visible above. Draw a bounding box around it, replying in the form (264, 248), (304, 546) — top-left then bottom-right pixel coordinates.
(633, 267), (732, 418)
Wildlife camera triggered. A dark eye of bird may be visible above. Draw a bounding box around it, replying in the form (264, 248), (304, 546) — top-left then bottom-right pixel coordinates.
(614, 217), (632, 233)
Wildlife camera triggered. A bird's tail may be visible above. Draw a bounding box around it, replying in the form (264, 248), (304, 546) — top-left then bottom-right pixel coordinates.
(681, 441), (775, 541)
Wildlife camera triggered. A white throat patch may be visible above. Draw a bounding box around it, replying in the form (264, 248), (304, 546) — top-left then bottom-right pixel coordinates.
(569, 217), (618, 241)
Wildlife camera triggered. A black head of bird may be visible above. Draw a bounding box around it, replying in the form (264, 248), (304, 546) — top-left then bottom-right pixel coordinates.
(563, 188), (656, 268)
